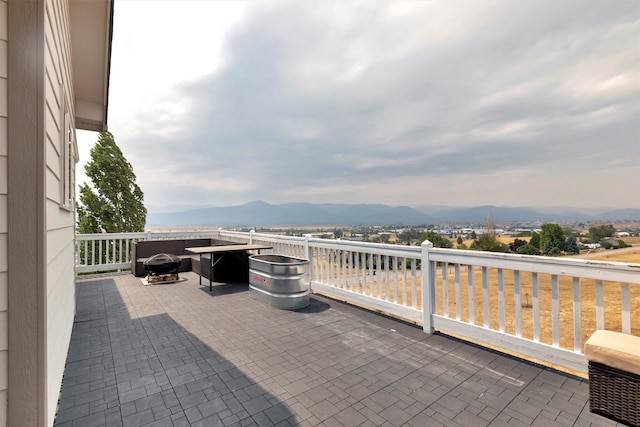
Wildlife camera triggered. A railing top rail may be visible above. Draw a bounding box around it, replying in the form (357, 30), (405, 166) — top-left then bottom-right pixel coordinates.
(309, 238), (421, 257)
(242, 232), (306, 244)
(428, 247), (640, 283)
(76, 230), (220, 241)
(76, 232), (147, 240)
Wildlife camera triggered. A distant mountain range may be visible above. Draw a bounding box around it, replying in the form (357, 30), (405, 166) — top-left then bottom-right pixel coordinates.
(146, 200), (640, 227)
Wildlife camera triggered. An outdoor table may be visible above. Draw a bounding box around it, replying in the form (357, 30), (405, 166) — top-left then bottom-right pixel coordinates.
(185, 244), (272, 291)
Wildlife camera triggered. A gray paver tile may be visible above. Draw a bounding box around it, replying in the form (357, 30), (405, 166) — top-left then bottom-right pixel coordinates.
(55, 275), (596, 427)
(122, 408), (154, 427)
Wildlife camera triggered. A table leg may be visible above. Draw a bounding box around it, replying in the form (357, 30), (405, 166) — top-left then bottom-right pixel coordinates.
(199, 254), (203, 286)
(210, 254), (213, 291)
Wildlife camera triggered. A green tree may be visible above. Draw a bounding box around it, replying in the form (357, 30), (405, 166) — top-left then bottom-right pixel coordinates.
(469, 234), (508, 252)
(398, 229), (421, 244)
(542, 240), (555, 255)
(565, 235), (579, 254)
(617, 239), (630, 248)
(508, 238), (528, 252)
(419, 231), (453, 248)
(529, 231), (541, 250)
(77, 132), (146, 233)
(517, 244), (541, 255)
(589, 224), (616, 242)
(540, 223), (565, 255)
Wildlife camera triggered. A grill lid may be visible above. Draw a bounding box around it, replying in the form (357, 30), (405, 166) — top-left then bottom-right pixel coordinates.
(144, 253), (181, 274)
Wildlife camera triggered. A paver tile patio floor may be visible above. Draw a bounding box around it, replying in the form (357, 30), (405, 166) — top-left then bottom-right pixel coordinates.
(54, 273), (620, 426)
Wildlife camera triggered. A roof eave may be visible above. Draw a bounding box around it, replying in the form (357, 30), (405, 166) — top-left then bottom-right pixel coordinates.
(69, 0), (114, 132)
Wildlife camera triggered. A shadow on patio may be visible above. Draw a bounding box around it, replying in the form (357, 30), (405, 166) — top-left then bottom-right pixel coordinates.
(54, 272), (620, 426)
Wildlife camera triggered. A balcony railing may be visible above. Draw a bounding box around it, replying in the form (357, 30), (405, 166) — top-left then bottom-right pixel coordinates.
(75, 229), (640, 374)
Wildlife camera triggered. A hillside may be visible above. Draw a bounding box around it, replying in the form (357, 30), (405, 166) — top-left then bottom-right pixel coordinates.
(146, 201), (640, 227)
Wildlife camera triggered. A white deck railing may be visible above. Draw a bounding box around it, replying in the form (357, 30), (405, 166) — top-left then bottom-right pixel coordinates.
(75, 229), (640, 374)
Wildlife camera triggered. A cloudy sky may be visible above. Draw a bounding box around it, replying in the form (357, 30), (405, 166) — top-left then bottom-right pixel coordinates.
(77, 0), (639, 212)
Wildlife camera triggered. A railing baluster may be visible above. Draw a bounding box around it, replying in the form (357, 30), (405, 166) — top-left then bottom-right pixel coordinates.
(341, 250), (347, 289)
(482, 266), (489, 328)
(442, 262), (449, 317)
(498, 268), (504, 332)
(532, 272), (540, 342)
(467, 265), (474, 324)
(401, 257), (407, 306)
(391, 257), (397, 302)
(622, 283), (631, 334)
(360, 252), (366, 295)
(318, 248), (325, 284)
(368, 253), (374, 297)
(350, 251), (355, 291)
(552, 274), (559, 347)
(376, 254), (382, 299)
(514, 270), (521, 337)
(325, 248), (331, 287)
(384, 255), (390, 302)
(455, 264), (461, 320)
(573, 277), (581, 352)
(354, 251), (360, 293)
(329, 249), (334, 287)
(381, 254), (386, 298)
(411, 259), (417, 309)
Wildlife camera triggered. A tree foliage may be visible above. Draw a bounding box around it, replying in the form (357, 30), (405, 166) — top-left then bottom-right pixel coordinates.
(398, 229), (423, 244)
(419, 231), (453, 248)
(469, 234), (508, 252)
(542, 239), (555, 255)
(529, 231), (541, 250)
(517, 244), (541, 255)
(540, 223), (565, 255)
(617, 239), (631, 248)
(508, 238), (528, 253)
(564, 235), (579, 254)
(589, 224), (616, 242)
(77, 132), (146, 233)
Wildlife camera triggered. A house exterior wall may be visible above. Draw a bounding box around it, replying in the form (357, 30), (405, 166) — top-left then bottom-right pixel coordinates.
(6, 0), (80, 425)
(0, 2), (7, 425)
(6, 0), (109, 424)
(44, 0), (77, 425)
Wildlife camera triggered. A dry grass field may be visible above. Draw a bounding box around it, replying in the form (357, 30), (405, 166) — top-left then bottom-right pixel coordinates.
(579, 249), (640, 264)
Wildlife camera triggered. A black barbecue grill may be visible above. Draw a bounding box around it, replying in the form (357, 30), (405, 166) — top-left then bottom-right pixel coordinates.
(143, 253), (181, 279)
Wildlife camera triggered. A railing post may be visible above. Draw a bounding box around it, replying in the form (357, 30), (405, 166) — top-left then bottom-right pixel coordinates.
(146, 229), (152, 241)
(218, 227), (222, 240)
(249, 229), (255, 244)
(421, 240), (434, 334)
(305, 234), (313, 285)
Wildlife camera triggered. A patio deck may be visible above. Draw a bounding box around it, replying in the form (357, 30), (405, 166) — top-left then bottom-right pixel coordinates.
(54, 272), (620, 427)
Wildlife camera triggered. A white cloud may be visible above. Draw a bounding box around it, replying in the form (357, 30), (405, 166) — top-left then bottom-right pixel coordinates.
(77, 0), (640, 212)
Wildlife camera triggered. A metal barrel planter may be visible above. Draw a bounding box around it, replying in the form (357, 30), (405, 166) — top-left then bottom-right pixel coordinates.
(249, 254), (310, 310)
